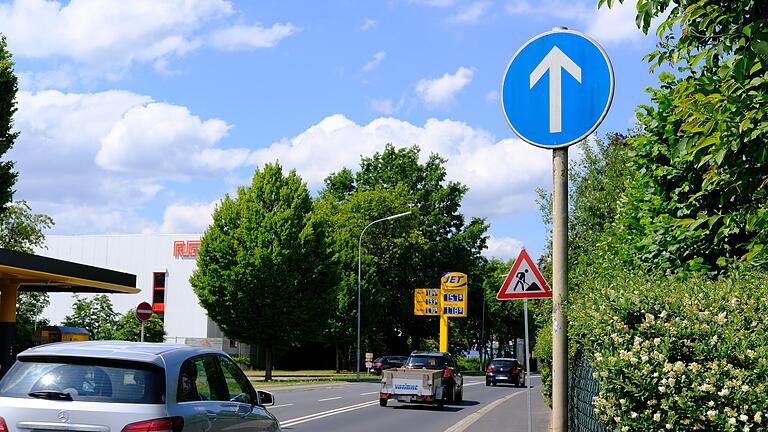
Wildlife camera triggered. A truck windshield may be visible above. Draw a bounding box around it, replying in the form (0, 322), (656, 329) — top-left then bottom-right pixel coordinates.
(405, 356), (445, 369)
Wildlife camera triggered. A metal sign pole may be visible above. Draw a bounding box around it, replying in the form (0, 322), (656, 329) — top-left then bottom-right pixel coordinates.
(140, 321), (145, 342)
(552, 147), (569, 431)
(524, 299), (532, 432)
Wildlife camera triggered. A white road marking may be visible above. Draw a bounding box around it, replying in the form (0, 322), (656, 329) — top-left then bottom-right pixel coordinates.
(463, 381), (486, 387)
(359, 391), (379, 395)
(443, 390), (526, 432)
(317, 396), (343, 402)
(280, 400), (379, 428)
(270, 403), (294, 409)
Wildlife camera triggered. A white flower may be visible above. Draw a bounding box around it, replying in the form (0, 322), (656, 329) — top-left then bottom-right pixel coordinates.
(631, 412), (638, 419)
(740, 414), (749, 422)
(718, 388), (730, 396)
(755, 412), (762, 424)
(729, 417), (737, 425)
(654, 412), (661, 421)
(717, 311), (727, 324)
(707, 410), (717, 419)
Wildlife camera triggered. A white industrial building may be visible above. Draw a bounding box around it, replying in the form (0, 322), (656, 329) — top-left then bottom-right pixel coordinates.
(35, 234), (244, 355)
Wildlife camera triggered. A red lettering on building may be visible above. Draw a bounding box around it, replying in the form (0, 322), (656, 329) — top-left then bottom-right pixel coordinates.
(173, 240), (201, 257)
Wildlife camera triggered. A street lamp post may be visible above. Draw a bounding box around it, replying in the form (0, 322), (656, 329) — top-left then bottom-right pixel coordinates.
(357, 210), (412, 381)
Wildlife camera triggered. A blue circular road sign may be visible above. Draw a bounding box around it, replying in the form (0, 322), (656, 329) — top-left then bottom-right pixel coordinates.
(501, 29), (614, 149)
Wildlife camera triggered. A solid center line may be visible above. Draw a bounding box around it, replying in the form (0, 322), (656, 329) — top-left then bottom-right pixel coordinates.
(360, 391), (379, 395)
(318, 396), (342, 402)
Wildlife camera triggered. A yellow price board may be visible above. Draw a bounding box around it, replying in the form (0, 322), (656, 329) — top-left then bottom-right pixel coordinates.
(442, 286), (467, 317)
(414, 288), (440, 315)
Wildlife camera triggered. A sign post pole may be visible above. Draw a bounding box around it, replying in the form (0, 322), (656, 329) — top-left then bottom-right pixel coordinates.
(524, 298), (532, 432)
(439, 314), (449, 352)
(552, 147), (569, 431)
(140, 321), (145, 342)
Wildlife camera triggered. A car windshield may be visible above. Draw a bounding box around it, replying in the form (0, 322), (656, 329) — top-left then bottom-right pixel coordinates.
(491, 360), (519, 368)
(405, 355), (445, 369)
(0, 356), (165, 404)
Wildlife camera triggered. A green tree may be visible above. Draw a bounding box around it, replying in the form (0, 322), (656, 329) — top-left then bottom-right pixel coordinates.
(62, 294), (119, 340)
(318, 145), (489, 361)
(0, 36), (19, 213)
(602, 0), (768, 271)
(191, 162), (334, 380)
(112, 309), (164, 342)
(0, 201), (55, 353)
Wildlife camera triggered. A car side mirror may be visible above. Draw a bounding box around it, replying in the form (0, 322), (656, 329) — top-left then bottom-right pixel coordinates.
(257, 390), (275, 406)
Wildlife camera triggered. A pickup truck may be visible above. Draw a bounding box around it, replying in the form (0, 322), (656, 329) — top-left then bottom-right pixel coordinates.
(379, 368), (445, 409)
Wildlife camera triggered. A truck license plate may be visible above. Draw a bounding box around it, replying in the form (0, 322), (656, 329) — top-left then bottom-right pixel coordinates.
(398, 396), (412, 402)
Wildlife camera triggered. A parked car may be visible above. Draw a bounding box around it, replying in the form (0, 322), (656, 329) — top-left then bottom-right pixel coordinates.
(403, 351), (464, 403)
(369, 355), (407, 375)
(486, 357), (525, 387)
(0, 341), (280, 431)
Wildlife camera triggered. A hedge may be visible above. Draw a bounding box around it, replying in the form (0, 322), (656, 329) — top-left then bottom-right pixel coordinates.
(569, 270), (768, 431)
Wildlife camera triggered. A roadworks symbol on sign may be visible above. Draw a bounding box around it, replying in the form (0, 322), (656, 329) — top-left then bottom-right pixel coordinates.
(497, 249), (552, 300)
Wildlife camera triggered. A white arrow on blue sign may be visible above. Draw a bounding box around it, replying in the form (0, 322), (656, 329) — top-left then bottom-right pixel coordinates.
(501, 29), (614, 148)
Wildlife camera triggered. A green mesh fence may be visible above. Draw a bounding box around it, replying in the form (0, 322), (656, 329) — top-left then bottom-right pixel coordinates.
(569, 347), (607, 432)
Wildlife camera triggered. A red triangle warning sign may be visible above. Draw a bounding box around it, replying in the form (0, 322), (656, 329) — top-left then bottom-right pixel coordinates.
(497, 249), (552, 300)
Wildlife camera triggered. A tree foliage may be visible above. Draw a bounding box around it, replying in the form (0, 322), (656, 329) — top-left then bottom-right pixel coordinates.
(317, 145), (489, 361)
(603, 0), (768, 271)
(112, 309), (164, 343)
(0, 35), (18, 213)
(0, 201), (55, 354)
(62, 294), (119, 340)
(191, 162), (334, 380)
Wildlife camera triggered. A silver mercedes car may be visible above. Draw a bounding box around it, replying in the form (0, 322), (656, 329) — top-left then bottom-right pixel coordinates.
(0, 341), (280, 431)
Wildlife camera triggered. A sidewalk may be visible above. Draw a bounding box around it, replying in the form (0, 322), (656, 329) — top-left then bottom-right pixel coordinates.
(459, 379), (551, 432)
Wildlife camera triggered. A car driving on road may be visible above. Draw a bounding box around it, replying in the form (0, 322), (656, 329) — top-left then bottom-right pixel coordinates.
(369, 355), (407, 376)
(486, 357), (526, 387)
(0, 341), (280, 431)
(403, 351), (463, 403)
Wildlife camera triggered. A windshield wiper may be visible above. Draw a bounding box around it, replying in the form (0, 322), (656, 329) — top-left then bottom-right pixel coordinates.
(28, 390), (73, 401)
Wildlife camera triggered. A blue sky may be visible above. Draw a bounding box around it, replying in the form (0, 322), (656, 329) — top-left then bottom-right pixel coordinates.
(2, 0), (661, 261)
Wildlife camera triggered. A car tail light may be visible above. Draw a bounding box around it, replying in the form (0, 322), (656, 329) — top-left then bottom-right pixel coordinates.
(486, 366), (493, 373)
(0, 417), (7, 432)
(443, 367), (453, 379)
(376, 362), (383, 367)
(121, 417), (184, 432)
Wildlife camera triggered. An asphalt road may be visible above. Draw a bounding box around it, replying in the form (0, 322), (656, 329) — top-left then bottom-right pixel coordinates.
(264, 375), (550, 432)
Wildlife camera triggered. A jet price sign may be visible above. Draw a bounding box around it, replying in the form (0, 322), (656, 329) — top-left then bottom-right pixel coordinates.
(442, 287), (467, 317)
(414, 288), (441, 316)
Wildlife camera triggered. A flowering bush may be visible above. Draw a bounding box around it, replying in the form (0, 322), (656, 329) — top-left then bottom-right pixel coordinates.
(569, 271), (768, 431)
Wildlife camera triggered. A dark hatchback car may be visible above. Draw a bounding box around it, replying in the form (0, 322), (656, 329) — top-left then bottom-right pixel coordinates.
(486, 357), (526, 387)
(404, 351), (464, 403)
(369, 356), (408, 376)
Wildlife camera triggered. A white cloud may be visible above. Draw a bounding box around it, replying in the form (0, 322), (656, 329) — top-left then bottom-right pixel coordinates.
(209, 22), (301, 50)
(483, 235), (524, 261)
(449, 1), (492, 24)
(360, 18), (378, 31)
(485, 90), (499, 102)
(362, 51), (386, 72)
(153, 201), (217, 234)
(11, 89), (252, 234)
(247, 114), (551, 218)
(416, 67), (475, 107)
(504, 0), (658, 44)
(0, 0), (300, 83)
(95, 102), (244, 177)
(369, 99), (397, 115)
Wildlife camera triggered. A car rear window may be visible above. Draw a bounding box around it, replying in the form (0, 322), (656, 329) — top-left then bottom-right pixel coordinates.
(491, 360), (519, 368)
(0, 356), (165, 404)
(405, 355), (445, 369)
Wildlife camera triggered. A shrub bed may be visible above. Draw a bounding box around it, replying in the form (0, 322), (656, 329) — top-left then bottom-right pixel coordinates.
(569, 271), (768, 431)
